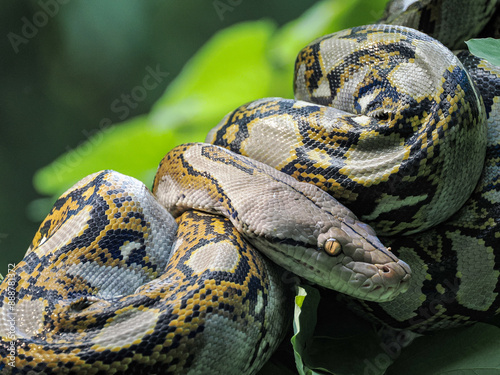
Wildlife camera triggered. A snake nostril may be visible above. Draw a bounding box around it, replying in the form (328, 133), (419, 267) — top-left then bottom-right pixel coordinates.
(380, 265), (391, 273)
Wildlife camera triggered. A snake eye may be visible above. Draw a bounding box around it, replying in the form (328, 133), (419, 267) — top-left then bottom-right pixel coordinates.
(324, 239), (342, 256)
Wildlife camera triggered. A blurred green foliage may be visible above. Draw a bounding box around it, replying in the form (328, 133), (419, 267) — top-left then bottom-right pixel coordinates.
(31, 0), (389, 200)
(33, 21), (277, 197)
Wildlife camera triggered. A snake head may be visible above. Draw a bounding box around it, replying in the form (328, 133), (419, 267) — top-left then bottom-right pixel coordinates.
(315, 220), (411, 302)
(250, 214), (411, 303)
(157, 143), (411, 303)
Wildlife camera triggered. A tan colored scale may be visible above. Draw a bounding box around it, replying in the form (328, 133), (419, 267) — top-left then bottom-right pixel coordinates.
(1, 193), (288, 373)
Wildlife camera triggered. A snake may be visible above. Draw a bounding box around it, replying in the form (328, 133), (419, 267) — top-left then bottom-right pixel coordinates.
(1, 0), (499, 373)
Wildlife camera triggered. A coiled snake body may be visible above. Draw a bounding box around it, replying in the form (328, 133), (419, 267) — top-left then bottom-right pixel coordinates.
(1, 0), (499, 373)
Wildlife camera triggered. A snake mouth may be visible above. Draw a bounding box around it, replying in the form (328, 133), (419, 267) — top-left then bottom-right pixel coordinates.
(344, 259), (411, 302)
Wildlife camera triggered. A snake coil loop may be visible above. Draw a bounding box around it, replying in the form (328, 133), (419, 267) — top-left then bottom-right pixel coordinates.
(1, 0), (499, 373)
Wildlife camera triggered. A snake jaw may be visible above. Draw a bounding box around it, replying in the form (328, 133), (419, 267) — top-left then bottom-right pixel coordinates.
(337, 259), (411, 302)
(372, 261), (411, 297)
(261, 234), (411, 302)
(160, 142), (412, 303)
(315, 221), (412, 301)
(355, 253), (411, 302)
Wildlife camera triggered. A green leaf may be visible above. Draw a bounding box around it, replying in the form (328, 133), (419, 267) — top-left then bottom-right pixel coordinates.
(465, 38), (500, 67)
(31, 0), (388, 209)
(291, 285), (321, 375)
(33, 115), (181, 196)
(151, 20), (276, 129)
(386, 323), (500, 375)
(300, 331), (391, 375)
(291, 287), (393, 375)
(33, 21), (276, 204)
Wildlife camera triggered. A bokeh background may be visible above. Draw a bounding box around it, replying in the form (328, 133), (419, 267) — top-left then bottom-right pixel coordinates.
(0, 0), (387, 273)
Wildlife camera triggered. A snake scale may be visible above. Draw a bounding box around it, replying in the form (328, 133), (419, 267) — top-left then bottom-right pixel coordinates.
(1, 0), (499, 374)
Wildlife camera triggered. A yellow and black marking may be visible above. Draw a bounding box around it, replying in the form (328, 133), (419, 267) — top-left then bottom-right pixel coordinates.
(2, 172), (160, 315)
(0, 176), (290, 374)
(207, 20), (499, 331)
(211, 25), (487, 236)
(350, 53), (500, 331)
(154, 143), (255, 222)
